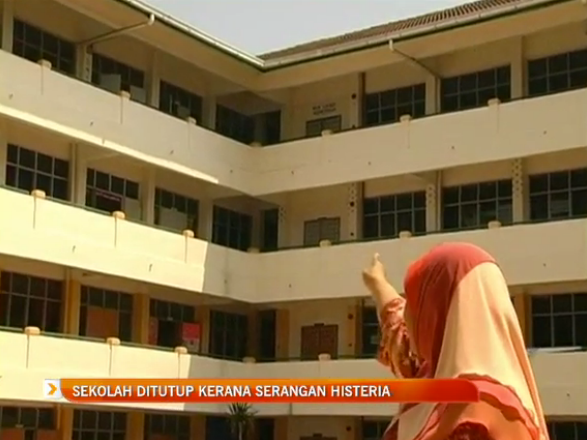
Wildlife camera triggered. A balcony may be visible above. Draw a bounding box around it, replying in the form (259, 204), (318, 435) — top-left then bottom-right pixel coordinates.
(2, 51), (587, 196)
(1, 186), (587, 302)
(2, 328), (585, 416)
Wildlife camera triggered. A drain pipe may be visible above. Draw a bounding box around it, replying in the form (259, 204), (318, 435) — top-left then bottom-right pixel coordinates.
(79, 14), (155, 46)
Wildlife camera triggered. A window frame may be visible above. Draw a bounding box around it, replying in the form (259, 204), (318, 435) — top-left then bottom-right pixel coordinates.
(364, 83), (426, 127)
(362, 191), (426, 240)
(530, 293), (587, 348)
(305, 115), (342, 137)
(159, 81), (203, 121)
(527, 48), (587, 97)
(211, 206), (253, 251)
(208, 310), (248, 360)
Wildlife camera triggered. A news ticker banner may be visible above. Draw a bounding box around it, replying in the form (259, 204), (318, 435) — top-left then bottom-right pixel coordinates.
(44, 379), (479, 403)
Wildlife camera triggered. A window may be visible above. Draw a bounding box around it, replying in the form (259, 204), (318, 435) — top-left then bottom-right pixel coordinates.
(531, 293), (587, 348)
(256, 418), (275, 440)
(547, 421), (587, 440)
(212, 206), (253, 251)
(155, 188), (199, 233)
(216, 105), (255, 144)
(305, 115), (342, 137)
(442, 180), (512, 230)
(92, 54), (145, 97)
(159, 81), (203, 121)
(529, 169), (587, 221)
(441, 66), (511, 112)
(150, 299), (196, 349)
(72, 410), (126, 440)
(364, 84), (426, 126)
(13, 20), (75, 75)
(6, 144), (69, 200)
(258, 309), (276, 361)
(86, 168), (140, 214)
(261, 208), (279, 251)
(259, 110), (282, 144)
(205, 417), (231, 440)
(363, 192), (426, 239)
(362, 420), (388, 440)
(0, 272), (62, 332)
(361, 307), (380, 356)
(528, 49), (587, 97)
(303, 217), (340, 246)
(79, 286), (133, 341)
(209, 310), (248, 360)
(144, 413), (191, 440)
(0, 406), (55, 430)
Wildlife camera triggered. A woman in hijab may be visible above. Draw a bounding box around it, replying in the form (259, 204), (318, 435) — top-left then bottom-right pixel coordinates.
(362, 242), (549, 440)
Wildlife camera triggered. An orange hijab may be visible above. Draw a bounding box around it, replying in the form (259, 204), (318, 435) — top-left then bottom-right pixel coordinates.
(391, 243), (548, 440)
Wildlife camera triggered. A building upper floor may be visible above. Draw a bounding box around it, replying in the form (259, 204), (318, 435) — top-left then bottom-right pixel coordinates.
(2, 0), (587, 195)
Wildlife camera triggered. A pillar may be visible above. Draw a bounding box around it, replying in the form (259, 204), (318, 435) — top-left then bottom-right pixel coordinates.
(141, 168), (156, 224)
(75, 45), (92, 81)
(197, 199), (214, 241)
(277, 205), (288, 248)
(63, 278), (81, 335)
(126, 412), (145, 440)
(0, 122), (8, 185)
(196, 306), (210, 355)
(274, 418), (288, 440)
(202, 96), (216, 130)
(275, 309), (290, 360)
(513, 293), (530, 346)
(70, 143), (88, 205)
(1, 0), (14, 52)
(348, 73), (362, 129)
(247, 310), (259, 358)
(191, 415), (206, 440)
(346, 301), (361, 357)
(425, 171), (440, 232)
(425, 74), (439, 115)
(346, 183), (362, 241)
(132, 294), (150, 344)
(147, 51), (160, 108)
(57, 406), (74, 440)
(512, 158), (526, 223)
(510, 37), (525, 99)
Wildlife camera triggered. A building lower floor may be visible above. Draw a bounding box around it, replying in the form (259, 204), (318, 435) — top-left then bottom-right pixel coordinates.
(0, 404), (585, 440)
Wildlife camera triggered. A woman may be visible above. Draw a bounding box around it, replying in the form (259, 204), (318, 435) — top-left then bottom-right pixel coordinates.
(362, 242), (549, 440)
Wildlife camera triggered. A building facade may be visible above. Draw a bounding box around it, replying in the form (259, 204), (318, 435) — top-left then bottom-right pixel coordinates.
(0, 0), (586, 439)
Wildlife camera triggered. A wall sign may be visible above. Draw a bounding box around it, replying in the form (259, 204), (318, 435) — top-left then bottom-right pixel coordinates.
(312, 102), (336, 116)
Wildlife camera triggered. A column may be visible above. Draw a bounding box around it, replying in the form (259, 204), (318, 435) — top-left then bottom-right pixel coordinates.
(126, 412), (144, 440)
(146, 51), (160, 108)
(197, 199), (214, 240)
(425, 171), (440, 232)
(191, 415), (206, 440)
(132, 293), (150, 344)
(277, 205), (288, 248)
(346, 182), (362, 240)
(70, 143), (88, 205)
(510, 37), (525, 99)
(425, 74), (439, 115)
(247, 310), (259, 358)
(275, 309), (290, 359)
(1, 0), (14, 52)
(63, 277), (81, 335)
(513, 293), (530, 345)
(0, 123), (8, 185)
(512, 158), (526, 223)
(202, 95), (216, 129)
(196, 306), (210, 355)
(75, 45), (92, 81)
(346, 300), (361, 357)
(348, 73), (362, 129)
(57, 406), (74, 440)
(141, 168), (156, 224)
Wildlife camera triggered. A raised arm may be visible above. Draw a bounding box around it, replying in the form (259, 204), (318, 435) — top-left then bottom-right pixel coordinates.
(362, 254), (421, 378)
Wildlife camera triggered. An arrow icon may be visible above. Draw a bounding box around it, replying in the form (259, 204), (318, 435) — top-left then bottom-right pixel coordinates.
(44, 380), (62, 399)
